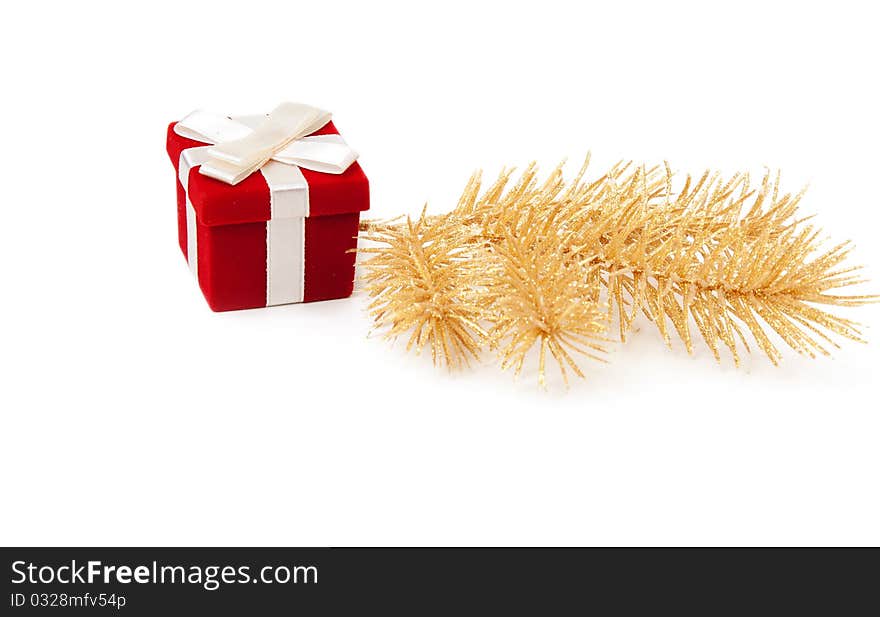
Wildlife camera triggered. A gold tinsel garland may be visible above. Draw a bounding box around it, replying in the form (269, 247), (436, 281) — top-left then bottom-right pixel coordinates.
(357, 157), (876, 386)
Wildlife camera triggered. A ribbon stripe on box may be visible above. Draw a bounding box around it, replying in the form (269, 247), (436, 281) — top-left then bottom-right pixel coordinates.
(173, 103), (359, 306)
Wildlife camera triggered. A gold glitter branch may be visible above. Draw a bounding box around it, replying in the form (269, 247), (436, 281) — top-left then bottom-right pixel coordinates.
(485, 210), (609, 387)
(358, 159), (875, 385)
(359, 210), (486, 368)
(564, 166), (876, 364)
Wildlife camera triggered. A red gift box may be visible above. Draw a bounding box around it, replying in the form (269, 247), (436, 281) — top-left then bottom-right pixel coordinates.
(165, 105), (369, 311)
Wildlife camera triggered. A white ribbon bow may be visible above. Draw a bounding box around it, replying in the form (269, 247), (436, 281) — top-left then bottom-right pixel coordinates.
(173, 102), (358, 185)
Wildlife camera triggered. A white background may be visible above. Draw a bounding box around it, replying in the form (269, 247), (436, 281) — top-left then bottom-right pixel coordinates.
(2, 1), (878, 546)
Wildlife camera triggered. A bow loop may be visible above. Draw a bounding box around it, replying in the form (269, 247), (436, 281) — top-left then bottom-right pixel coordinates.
(173, 102), (358, 185)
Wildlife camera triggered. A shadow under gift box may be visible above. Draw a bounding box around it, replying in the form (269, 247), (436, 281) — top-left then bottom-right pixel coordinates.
(166, 120), (369, 312)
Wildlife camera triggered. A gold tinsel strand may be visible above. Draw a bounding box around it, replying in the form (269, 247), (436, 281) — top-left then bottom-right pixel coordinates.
(358, 157), (876, 386)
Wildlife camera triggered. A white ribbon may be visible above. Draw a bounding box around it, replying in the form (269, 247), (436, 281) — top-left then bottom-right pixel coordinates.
(173, 102), (359, 306)
(174, 102), (358, 184)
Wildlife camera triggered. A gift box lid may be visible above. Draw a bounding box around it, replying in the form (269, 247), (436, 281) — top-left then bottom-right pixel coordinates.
(167, 119), (369, 227)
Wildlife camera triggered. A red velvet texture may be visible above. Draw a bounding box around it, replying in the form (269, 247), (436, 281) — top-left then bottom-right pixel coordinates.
(166, 120), (369, 311)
